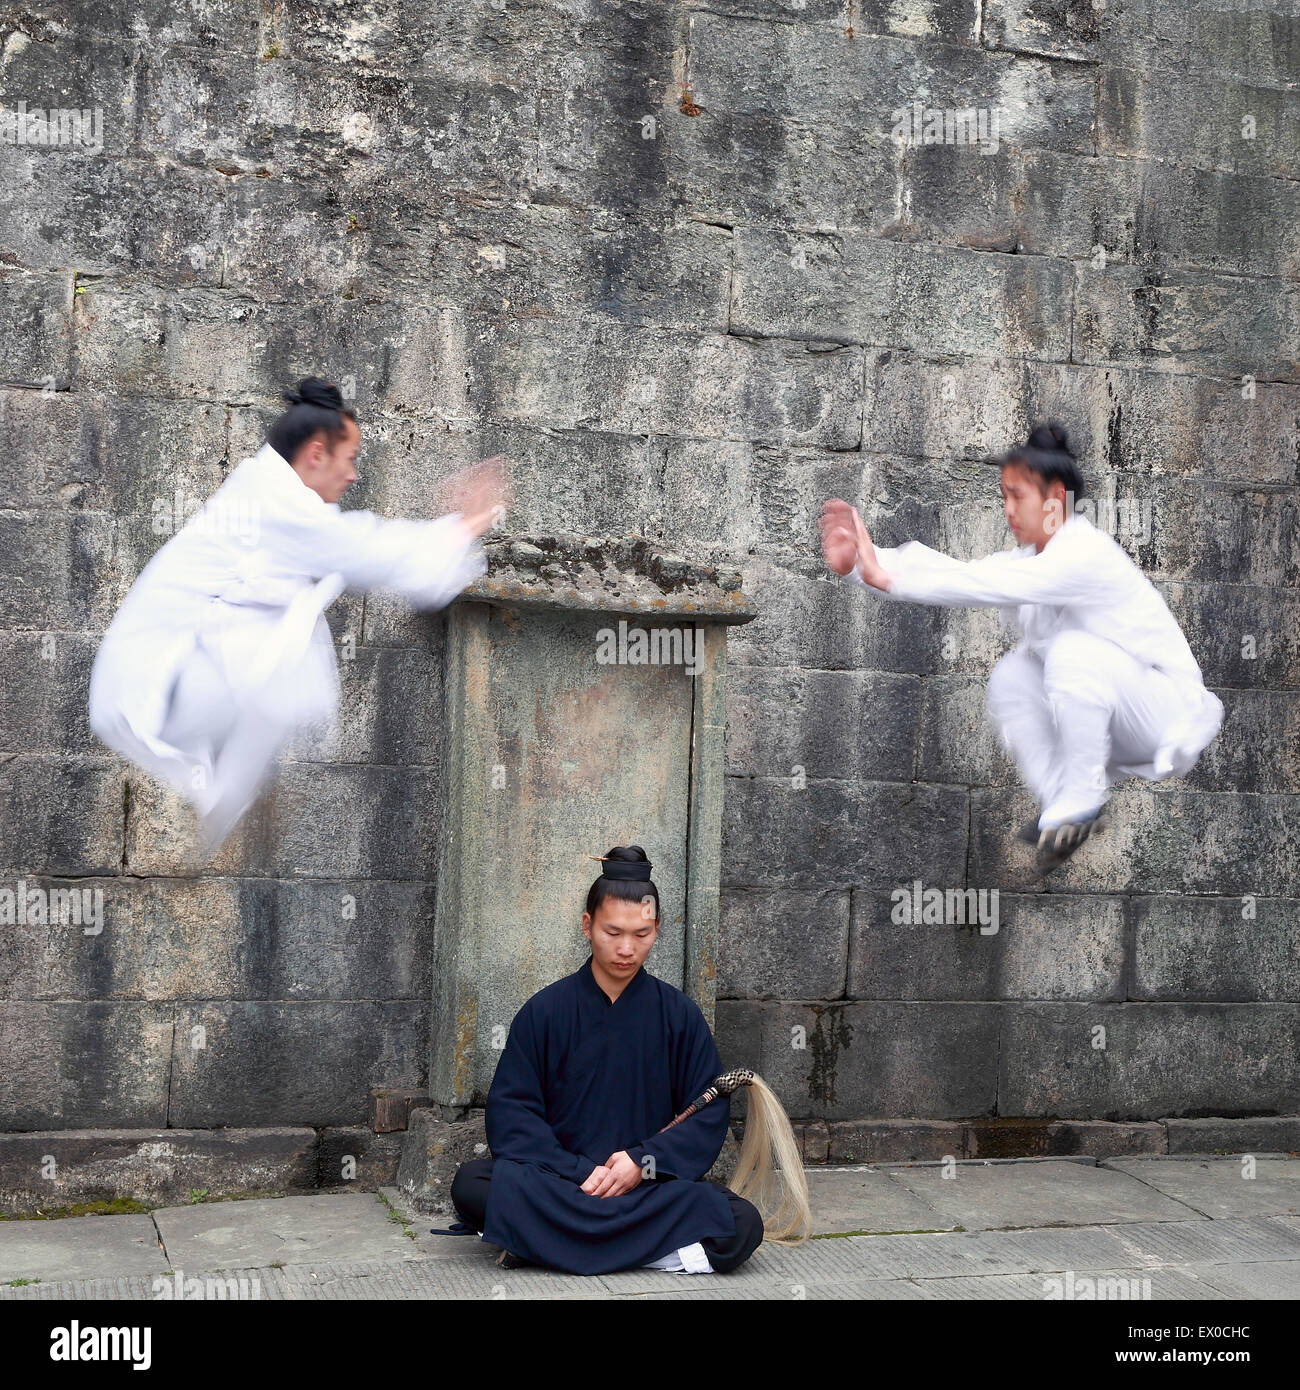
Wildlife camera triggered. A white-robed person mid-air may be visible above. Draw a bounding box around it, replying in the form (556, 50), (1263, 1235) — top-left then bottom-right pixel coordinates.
(90, 377), (508, 857)
(819, 423), (1224, 872)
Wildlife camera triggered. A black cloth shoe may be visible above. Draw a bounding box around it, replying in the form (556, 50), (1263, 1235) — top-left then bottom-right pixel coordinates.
(495, 1249), (535, 1270)
(1034, 810), (1105, 872)
(1021, 805), (1108, 853)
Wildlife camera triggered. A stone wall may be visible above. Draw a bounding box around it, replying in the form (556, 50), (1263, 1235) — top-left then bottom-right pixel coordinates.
(0, 0), (1297, 1143)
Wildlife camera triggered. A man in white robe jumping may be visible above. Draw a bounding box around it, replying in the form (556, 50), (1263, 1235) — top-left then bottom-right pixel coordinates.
(90, 377), (507, 856)
(820, 423), (1224, 872)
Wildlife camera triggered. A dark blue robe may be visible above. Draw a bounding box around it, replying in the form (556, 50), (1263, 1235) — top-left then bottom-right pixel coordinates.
(481, 955), (736, 1274)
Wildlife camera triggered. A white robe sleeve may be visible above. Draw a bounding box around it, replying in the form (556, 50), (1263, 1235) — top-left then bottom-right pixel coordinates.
(271, 507), (488, 609)
(850, 537), (1099, 609)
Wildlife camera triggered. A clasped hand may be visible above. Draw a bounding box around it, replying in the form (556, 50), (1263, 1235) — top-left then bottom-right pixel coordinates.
(581, 1150), (643, 1198)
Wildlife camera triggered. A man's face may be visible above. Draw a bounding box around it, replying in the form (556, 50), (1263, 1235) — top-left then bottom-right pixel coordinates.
(293, 416), (360, 503)
(582, 895), (659, 980)
(1000, 462), (1067, 553)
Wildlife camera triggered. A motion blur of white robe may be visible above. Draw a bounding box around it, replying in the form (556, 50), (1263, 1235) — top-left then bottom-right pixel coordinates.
(847, 512), (1224, 830)
(89, 442), (486, 854)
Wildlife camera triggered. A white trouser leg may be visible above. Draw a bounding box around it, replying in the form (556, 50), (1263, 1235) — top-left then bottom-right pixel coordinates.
(1039, 629), (1182, 829)
(160, 644), (289, 853)
(985, 647), (1063, 814)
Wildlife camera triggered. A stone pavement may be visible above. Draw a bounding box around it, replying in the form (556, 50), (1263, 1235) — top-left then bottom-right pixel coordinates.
(1, 1156), (1297, 1300)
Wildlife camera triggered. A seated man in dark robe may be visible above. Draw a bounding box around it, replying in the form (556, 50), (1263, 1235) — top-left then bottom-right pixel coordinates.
(450, 845), (764, 1276)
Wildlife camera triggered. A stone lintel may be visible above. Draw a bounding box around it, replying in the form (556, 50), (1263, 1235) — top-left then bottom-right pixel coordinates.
(458, 533), (757, 624)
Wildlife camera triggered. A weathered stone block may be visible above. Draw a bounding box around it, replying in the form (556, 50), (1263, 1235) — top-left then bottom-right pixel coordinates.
(725, 666), (920, 782)
(727, 554), (949, 674)
(0, 1125), (317, 1216)
(970, 784), (1300, 898)
(167, 1000), (427, 1127)
(0, 509), (122, 632)
(0, 271), (72, 386)
(0, 633), (97, 756)
(915, 673), (1016, 787)
(721, 1001), (1000, 1119)
(684, 0), (978, 42)
(733, 229), (1074, 359)
(689, 16), (1094, 154)
(1164, 1115), (1300, 1156)
(472, 318), (865, 448)
(999, 1003), (1300, 1119)
(849, 888), (1125, 1002)
(800, 1118), (830, 1164)
(667, 101), (901, 231)
(1098, 66), (1300, 182)
(1185, 690), (1300, 796)
(1168, 582), (1299, 690)
(719, 886), (848, 1000)
(1133, 897), (1300, 1003)
(828, 1118), (966, 1163)
(723, 776), (968, 891)
(287, 643), (446, 766)
(0, 388), (229, 517)
(317, 1126), (406, 1187)
(962, 1117), (1165, 1159)
(0, 757), (123, 876)
(396, 1107), (489, 1214)
(123, 763), (441, 880)
(0, 1002), (173, 1130)
(862, 354), (1300, 488)
(1075, 263), (1300, 381)
(55, 0), (264, 55)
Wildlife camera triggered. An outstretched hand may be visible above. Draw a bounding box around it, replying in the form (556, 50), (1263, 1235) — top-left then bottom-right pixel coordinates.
(819, 499), (891, 591)
(443, 454), (511, 539)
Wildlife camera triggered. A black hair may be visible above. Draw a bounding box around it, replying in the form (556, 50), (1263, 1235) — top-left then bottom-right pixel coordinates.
(585, 845), (660, 923)
(998, 421), (1086, 502)
(266, 377), (357, 463)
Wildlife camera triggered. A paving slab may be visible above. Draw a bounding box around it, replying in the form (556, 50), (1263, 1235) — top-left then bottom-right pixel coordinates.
(377, 1186), (488, 1261)
(0, 1213), (166, 1284)
(1185, 1260), (1300, 1300)
(152, 1194), (413, 1271)
(1101, 1156), (1300, 1220)
(805, 1167), (955, 1234)
(1105, 1215), (1300, 1267)
(884, 1160), (1199, 1230)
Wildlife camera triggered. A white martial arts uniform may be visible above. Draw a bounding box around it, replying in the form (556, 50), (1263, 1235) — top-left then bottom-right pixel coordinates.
(90, 442), (487, 853)
(847, 512), (1224, 830)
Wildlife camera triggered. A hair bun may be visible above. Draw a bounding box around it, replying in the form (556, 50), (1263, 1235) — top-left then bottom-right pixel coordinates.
(604, 845), (647, 862)
(1027, 421), (1072, 455)
(284, 376), (344, 411)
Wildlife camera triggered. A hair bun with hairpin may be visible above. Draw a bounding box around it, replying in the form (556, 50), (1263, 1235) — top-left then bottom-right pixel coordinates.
(591, 845), (653, 881)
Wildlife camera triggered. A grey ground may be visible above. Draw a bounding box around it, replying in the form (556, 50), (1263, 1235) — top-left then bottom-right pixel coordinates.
(2, 1156), (1297, 1300)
